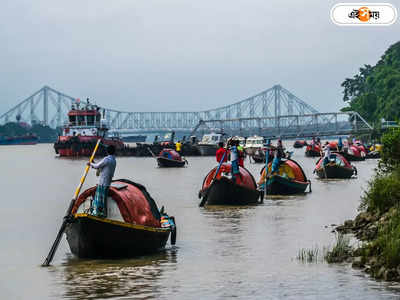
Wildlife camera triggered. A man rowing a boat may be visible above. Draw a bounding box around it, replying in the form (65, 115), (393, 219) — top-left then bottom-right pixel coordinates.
(88, 145), (117, 217)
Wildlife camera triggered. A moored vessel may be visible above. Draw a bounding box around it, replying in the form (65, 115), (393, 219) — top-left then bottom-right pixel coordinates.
(196, 133), (225, 156)
(54, 100), (125, 157)
(0, 134), (38, 145)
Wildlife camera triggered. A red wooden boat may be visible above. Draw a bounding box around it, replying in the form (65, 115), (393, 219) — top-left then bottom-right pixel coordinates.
(293, 140), (307, 148)
(54, 100), (125, 157)
(157, 149), (187, 167)
(66, 179), (176, 258)
(305, 144), (321, 157)
(339, 145), (366, 161)
(198, 163), (260, 205)
(314, 153), (357, 179)
(260, 159), (311, 195)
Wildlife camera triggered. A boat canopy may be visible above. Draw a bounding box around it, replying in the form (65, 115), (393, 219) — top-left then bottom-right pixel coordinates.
(263, 159), (307, 182)
(72, 179), (162, 228)
(159, 149), (182, 160)
(315, 153), (352, 169)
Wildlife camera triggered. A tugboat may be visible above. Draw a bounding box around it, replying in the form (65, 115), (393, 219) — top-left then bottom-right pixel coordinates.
(156, 149), (187, 168)
(198, 163), (260, 205)
(66, 179), (177, 258)
(314, 153), (357, 179)
(54, 100), (125, 157)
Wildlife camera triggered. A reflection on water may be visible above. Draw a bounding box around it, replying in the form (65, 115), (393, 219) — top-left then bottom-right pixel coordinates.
(55, 249), (178, 299)
(2, 144), (400, 299)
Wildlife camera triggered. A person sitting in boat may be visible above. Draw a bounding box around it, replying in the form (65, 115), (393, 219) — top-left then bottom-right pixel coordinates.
(175, 140), (182, 154)
(88, 145), (117, 217)
(230, 140), (240, 183)
(276, 139), (286, 159)
(216, 142), (228, 163)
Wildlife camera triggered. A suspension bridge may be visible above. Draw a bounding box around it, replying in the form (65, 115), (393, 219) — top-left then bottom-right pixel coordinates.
(0, 85), (373, 138)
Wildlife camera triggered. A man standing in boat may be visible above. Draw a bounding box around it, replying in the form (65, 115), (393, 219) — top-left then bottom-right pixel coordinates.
(230, 140), (240, 183)
(175, 140), (182, 155)
(88, 145), (116, 217)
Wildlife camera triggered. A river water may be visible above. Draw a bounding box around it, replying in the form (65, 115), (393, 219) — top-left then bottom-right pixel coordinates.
(1, 143), (399, 299)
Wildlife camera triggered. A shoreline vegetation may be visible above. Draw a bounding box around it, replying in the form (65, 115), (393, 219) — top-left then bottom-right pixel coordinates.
(298, 40), (400, 282)
(297, 127), (400, 281)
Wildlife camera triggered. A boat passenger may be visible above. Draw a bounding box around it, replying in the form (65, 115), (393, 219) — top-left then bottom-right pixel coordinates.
(311, 137), (316, 150)
(175, 141), (182, 154)
(271, 150), (280, 174)
(230, 140), (240, 183)
(88, 145), (117, 217)
(276, 139), (285, 159)
(323, 143), (332, 166)
(338, 137), (343, 151)
(216, 142), (228, 163)
(237, 143), (245, 167)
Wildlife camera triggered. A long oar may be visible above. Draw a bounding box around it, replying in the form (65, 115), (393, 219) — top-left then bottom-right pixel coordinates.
(263, 148), (270, 199)
(147, 147), (157, 158)
(42, 138), (102, 267)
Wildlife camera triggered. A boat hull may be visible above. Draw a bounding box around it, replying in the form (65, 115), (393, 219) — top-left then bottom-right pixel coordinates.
(305, 149), (321, 157)
(340, 151), (365, 161)
(266, 175), (309, 195)
(157, 157), (186, 167)
(200, 177), (260, 205)
(66, 214), (171, 258)
(197, 144), (218, 156)
(315, 165), (354, 179)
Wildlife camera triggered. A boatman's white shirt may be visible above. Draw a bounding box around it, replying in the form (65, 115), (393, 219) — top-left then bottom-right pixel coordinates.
(90, 155), (116, 187)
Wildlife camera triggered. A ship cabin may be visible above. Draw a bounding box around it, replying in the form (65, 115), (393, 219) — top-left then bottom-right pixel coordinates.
(63, 102), (108, 137)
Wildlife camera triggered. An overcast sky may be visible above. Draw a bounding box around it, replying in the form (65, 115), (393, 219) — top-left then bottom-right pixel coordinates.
(1, 0), (399, 115)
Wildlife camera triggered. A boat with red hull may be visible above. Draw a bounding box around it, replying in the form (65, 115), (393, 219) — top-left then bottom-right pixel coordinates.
(337, 144), (366, 161)
(54, 100), (125, 157)
(198, 163), (260, 205)
(156, 149), (187, 167)
(293, 140), (307, 148)
(66, 179), (176, 258)
(314, 153), (357, 179)
(305, 144), (321, 157)
(0, 134), (38, 145)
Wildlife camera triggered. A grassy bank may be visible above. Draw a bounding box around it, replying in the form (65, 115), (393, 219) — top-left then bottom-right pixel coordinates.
(332, 127), (400, 281)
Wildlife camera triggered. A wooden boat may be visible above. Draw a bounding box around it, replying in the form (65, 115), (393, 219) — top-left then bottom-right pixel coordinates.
(157, 149), (186, 167)
(314, 153), (356, 179)
(260, 159), (311, 195)
(305, 144), (321, 157)
(198, 163), (260, 205)
(66, 179), (176, 258)
(338, 145), (366, 161)
(293, 140), (307, 148)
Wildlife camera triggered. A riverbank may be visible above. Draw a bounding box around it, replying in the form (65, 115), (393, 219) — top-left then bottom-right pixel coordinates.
(329, 128), (400, 281)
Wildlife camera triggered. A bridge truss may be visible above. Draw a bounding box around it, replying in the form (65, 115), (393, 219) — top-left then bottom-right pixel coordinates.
(0, 85), (373, 137)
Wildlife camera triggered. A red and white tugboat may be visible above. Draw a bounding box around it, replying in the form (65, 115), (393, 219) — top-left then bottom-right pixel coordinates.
(54, 99), (125, 157)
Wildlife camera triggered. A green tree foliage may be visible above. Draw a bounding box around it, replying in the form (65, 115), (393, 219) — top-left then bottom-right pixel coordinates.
(0, 122), (58, 142)
(341, 41), (400, 123)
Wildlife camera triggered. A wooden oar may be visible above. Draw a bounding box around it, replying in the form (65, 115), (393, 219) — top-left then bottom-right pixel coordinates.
(263, 147), (270, 199)
(42, 138), (102, 266)
(147, 147), (157, 158)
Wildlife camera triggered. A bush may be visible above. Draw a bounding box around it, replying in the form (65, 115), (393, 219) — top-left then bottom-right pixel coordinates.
(325, 233), (352, 263)
(379, 127), (400, 173)
(360, 167), (400, 214)
(366, 210), (400, 268)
